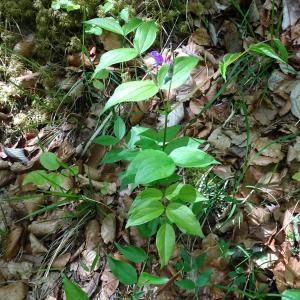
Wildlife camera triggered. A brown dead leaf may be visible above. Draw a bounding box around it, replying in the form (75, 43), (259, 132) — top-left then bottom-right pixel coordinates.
(250, 137), (284, 166)
(192, 63), (214, 94)
(99, 31), (122, 50)
(212, 165), (235, 180)
(13, 34), (35, 58)
(29, 233), (47, 254)
(85, 219), (101, 250)
(24, 195), (44, 215)
(208, 127), (231, 152)
(95, 263), (119, 300)
(28, 211), (64, 237)
(4, 225), (23, 261)
(0, 260), (33, 280)
(222, 20), (242, 52)
(101, 214), (116, 244)
(192, 27), (211, 46)
(52, 253), (71, 270)
(0, 282), (28, 300)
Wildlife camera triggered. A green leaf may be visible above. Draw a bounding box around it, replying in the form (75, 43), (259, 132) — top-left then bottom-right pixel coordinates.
(140, 125), (181, 143)
(137, 218), (160, 237)
(93, 135), (119, 146)
(122, 17), (142, 35)
(192, 253), (207, 270)
(103, 80), (159, 112)
(282, 289), (300, 300)
(135, 138), (160, 150)
(273, 38), (288, 63)
(292, 170), (300, 181)
(161, 56), (199, 90)
(166, 203), (203, 236)
(40, 152), (60, 171)
(84, 23), (103, 35)
(164, 137), (205, 154)
(219, 52), (242, 80)
(156, 223), (175, 267)
(93, 69), (109, 79)
(23, 170), (48, 186)
(129, 188), (163, 214)
(133, 21), (158, 54)
(119, 7), (129, 22)
(175, 279), (195, 290)
(127, 199), (164, 227)
(93, 79), (104, 90)
(62, 275), (88, 300)
(84, 17), (124, 35)
(157, 125), (181, 142)
(157, 64), (170, 88)
(93, 48), (138, 76)
(126, 149), (176, 185)
(169, 147), (218, 168)
(249, 43), (286, 64)
(138, 272), (169, 287)
(101, 148), (137, 164)
(107, 255), (137, 285)
(196, 269), (213, 287)
(114, 117), (126, 140)
(165, 183), (197, 202)
(115, 243), (147, 263)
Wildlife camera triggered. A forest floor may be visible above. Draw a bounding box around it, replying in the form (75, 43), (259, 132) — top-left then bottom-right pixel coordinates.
(1, 0), (300, 299)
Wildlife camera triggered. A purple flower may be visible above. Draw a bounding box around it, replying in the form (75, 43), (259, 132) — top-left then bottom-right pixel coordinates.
(151, 50), (164, 66)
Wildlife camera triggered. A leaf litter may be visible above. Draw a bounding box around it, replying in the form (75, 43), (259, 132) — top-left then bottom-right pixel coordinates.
(1, 1), (300, 299)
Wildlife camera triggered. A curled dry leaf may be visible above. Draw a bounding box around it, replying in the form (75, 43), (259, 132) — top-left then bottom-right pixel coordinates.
(51, 253), (71, 270)
(4, 225), (23, 261)
(101, 214), (116, 244)
(99, 31), (122, 50)
(0, 282), (28, 300)
(28, 211), (64, 237)
(13, 34), (35, 58)
(85, 219), (101, 250)
(192, 27), (211, 46)
(29, 233), (47, 254)
(12, 72), (40, 90)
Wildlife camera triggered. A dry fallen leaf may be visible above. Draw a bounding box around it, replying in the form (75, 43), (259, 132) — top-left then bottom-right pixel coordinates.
(101, 214), (116, 244)
(0, 260), (33, 280)
(95, 263), (119, 300)
(99, 31), (122, 50)
(0, 282), (28, 300)
(4, 225), (23, 261)
(85, 219), (101, 250)
(29, 233), (47, 254)
(51, 253), (71, 270)
(192, 27), (211, 46)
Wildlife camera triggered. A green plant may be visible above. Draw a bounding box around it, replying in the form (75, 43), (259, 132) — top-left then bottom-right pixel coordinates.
(51, 0), (80, 12)
(62, 274), (88, 300)
(219, 39), (289, 81)
(23, 152), (78, 190)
